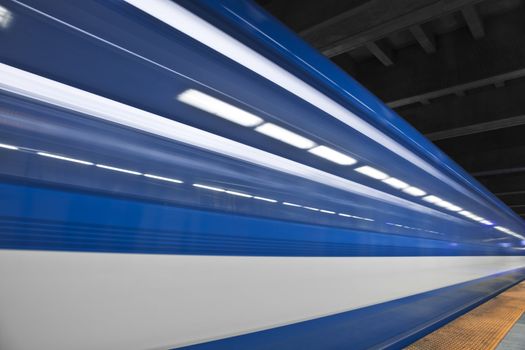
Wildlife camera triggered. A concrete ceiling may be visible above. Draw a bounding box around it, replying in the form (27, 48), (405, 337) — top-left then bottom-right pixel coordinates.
(256, 0), (525, 219)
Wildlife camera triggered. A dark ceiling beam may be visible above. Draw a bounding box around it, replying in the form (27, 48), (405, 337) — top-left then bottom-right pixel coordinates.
(461, 4), (485, 39)
(300, 0), (482, 58)
(476, 173), (525, 197)
(496, 190), (525, 196)
(425, 115), (525, 141)
(397, 77), (525, 134)
(472, 167), (525, 177)
(355, 8), (525, 102)
(364, 41), (394, 66)
(387, 68), (525, 108)
(446, 144), (525, 176)
(409, 24), (436, 54)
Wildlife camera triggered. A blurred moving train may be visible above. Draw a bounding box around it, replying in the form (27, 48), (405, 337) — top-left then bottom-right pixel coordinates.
(1, 1), (525, 349)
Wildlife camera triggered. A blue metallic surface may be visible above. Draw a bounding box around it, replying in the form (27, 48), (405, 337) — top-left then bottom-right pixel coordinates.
(0, 0), (523, 252)
(1, 181), (519, 256)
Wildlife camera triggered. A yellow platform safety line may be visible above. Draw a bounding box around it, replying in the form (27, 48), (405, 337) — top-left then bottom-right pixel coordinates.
(406, 281), (525, 350)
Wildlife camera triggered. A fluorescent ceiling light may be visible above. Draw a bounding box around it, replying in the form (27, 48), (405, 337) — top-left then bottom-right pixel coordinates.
(422, 195), (442, 204)
(354, 166), (388, 180)
(338, 213), (352, 217)
(225, 190), (252, 198)
(37, 152), (93, 165)
(283, 202), (301, 207)
(95, 164), (141, 175)
(253, 196), (277, 203)
(403, 186), (426, 197)
(177, 89), (263, 127)
(144, 173), (183, 183)
(255, 123), (316, 149)
(382, 177), (409, 189)
(320, 209), (335, 214)
(480, 220), (493, 225)
(459, 210), (473, 217)
(0, 142), (18, 150)
(304, 206), (319, 211)
(193, 183), (225, 192)
(446, 204), (462, 212)
(472, 216), (484, 222)
(435, 200), (453, 208)
(308, 145), (356, 165)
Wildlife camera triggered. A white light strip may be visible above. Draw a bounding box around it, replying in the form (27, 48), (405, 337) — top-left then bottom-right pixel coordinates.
(0, 5), (13, 29)
(422, 195), (442, 204)
(0, 142), (18, 150)
(0, 64), (466, 223)
(144, 173), (183, 184)
(402, 187), (426, 197)
(435, 200), (453, 208)
(255, 123), (316, 149)
(253, 196), (277, 203)
(177, 89), (263, 127)
(354, 166), (388, 180)
(494, 226), (525, 239)
(283, 202), (301, 207)
(382, 177), (409, 189)
(480, 220), (493, 226)
(122, 0), (476, 203)
(304, 206), (319, 211)
(446, 204), (462, 212)
(307, 145), (356, 165)
(37, 152), (94, 165)
(193, 183), (225, 192)
(225, 190), (252, 198)
(95, 164), (141, 175)
(338, 213), (352, 218)
(320, 209), (335, 214)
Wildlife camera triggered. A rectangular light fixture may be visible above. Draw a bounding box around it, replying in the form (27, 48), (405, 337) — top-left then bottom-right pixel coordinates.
(0, 142), (18, 150)
(435, 200), (452, 208)
(422, 195), (442, 204)
(382, 177), (409, 189)
(253, 196), (277, 203)
(225, 190), (252, 198)
(307, 145), (356, 165)
(354, 166), (388, 180)
(320, 209), (335, 214)
(446, 204), (462, 212)
(192, 183), (225, 192)
(255, 123), (316, 149)
(177, 89), (263, 127)
(459, 210), (473, 217)
(338, 213), (352, 217)
(402, 186), (426, 197)
(144, 173), (183, 184)
(38, 152), (93, 165)
(283, 202), (301, 207)
(95, 164), (142, 175)
(480, 220), (493, 225)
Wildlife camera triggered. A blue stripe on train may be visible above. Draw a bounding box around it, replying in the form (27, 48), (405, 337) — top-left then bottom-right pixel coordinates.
(179, 267), (525, 349)
(0, 180), (519, 256)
